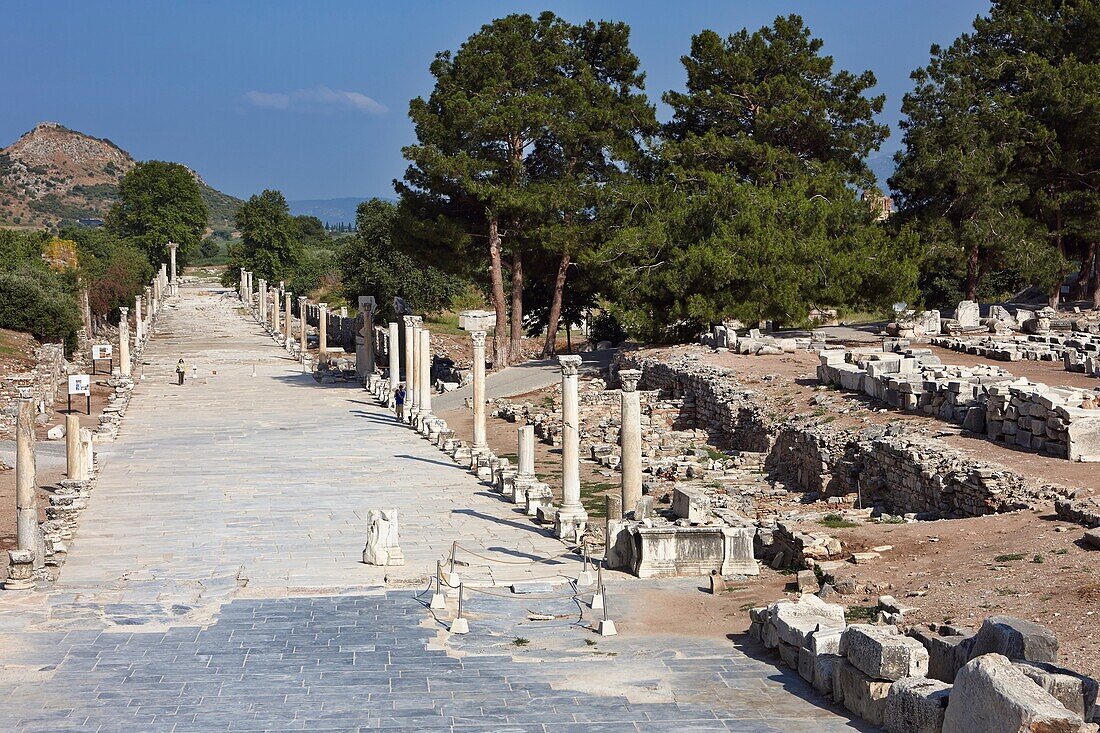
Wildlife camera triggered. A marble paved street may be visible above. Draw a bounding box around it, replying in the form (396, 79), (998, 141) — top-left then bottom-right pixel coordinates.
(0, 284), (872, 732)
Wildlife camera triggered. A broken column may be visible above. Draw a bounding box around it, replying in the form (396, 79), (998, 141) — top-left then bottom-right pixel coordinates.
(362, 509), (404, 566)
(16, 399), (43, 570)
(65, 413), (83, 480)
(619, 369), (643, 516)
(357, 296), (376, 382)
(318, 302), (328, 365)
(387, 321), (400, 407)
(118, 307), (131, 377)
(555, 355), (588, 539)
(517, 424), (536, 483)
(471, 330), (488, 454)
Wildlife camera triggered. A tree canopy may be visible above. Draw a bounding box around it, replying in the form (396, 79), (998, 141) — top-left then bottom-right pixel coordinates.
(233, 189), (302, 285)
(106, 161), (208, 268)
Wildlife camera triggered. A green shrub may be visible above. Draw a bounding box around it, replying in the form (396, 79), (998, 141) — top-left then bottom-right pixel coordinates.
(0, 268), (81, 352)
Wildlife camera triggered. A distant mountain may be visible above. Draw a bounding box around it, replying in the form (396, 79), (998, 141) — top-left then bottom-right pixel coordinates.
(0, 121), (242, 235)
(288, 197), (370, 226)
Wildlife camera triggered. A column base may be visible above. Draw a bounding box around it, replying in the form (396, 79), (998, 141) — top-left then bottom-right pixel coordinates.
(553, 507), (588, 541)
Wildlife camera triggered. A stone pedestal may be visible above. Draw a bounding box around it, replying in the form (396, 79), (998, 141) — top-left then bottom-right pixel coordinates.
(4, 549), (35, 590)
(471, 331), (488, 453)
(554, 355), (587, 540)
(387, 321), (400, 407)
(118, 307), (131, 377)
(619, 369), (643, 516)
(15, 400), (43, 569)
(517, 425), (536, 482)
(362, 509), (404, 566)
(318, 302), (328, 365)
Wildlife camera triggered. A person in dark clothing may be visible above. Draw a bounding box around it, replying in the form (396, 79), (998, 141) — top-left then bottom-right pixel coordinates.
(394, 384), (406, 421)
(176, 358), (186, 385)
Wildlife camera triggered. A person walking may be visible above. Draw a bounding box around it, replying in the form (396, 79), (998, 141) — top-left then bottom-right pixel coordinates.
(176, 358), (186, 385)
(394, 384), (406, 422)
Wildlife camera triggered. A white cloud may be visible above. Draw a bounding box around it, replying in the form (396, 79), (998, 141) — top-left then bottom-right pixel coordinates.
(243, 85), (386, 115)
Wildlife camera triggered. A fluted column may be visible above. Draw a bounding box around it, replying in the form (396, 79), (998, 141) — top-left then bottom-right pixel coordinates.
(357, 296), (376, 381)
(418, 328), (432, 418)
(619, 369), (643, 516)
(168, 241), (178, 293)
(471, 331), (487, 452)
(118, 307), (131, 377)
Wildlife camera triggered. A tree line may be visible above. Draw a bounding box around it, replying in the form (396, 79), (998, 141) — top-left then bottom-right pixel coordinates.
(223, 3), (1100, 366)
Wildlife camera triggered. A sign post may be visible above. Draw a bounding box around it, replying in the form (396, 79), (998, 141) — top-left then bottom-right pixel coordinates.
(91, 344), (113, 375)
(68, 374), (91, 415)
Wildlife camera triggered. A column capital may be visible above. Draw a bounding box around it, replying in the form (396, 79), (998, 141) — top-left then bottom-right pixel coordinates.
(558, 355), (582, 377)
(318, 302), (328, 311)
(119, 306), (129, 317)
(135, 294), (142, 304)
(619, 369), (642, 393)
(402, 315), (417, 327)
(298, 295), (307, 303)
(167, 240), (178, 251)
(409, 315), (423, 328)
(470, 330), (486, 348)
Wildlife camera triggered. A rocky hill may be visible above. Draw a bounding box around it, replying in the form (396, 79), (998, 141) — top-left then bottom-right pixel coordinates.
(0, 122), (241, 234)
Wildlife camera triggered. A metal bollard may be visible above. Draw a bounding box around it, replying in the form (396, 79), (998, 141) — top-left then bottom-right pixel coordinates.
(450, 583), (469, 634)
(430, 560), (446, 610)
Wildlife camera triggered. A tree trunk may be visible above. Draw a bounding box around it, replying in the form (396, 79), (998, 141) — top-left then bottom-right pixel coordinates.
(1075, 241), (1097, 301)
(487, 214), (509, 367)
(965, 241), (980, 301)
(541, 253), (571, 358)
(509, 248), (523, 365)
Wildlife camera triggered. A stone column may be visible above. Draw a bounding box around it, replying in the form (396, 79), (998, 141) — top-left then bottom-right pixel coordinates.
(118, 307), (131, 377)
(134, 295), (143, 342)
(284, 290), (292, 345)
(357, 296), (376, 382)
(240, 267), (246, 300)
(471, 331), (488, 453)
(387, 321), (400, 406)
(168, 241), (178, 292)
(619, 369), (643, 516)
(15, 399), (42, 569)
(258, 279), (266, 322)
(556, 355), (587, 538)
(402, 316), (415, 385)
(404, 316), (420, 421)
(65, 413), (82, 479)
(272, 288), (281, 333)
(297, 296), (308, 353)
(517, 424), (535, 481)
(418, 328), (432, 418)
(318, 302), (328, 364)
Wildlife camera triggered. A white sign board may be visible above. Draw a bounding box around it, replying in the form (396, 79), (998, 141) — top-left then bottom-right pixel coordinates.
(68, 374), (91, 396)
(92, 344), (112, 360)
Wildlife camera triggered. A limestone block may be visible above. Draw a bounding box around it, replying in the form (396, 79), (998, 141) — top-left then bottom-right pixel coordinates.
(909, 626), (976, 684)
(771, 594), (846, 648)
(779, 640), (800, 670)
(1067, 415), (1100, 462)
(1014, 661), (1098, 721)
(362, 509), (403, 566)
(671, 487), (709, 523)
(943, 654), (1093, 733)
(833, 658), (892, 725)
(843, 624), (929, 681)
(969, 616), (1059, 664)
(885, 676), (951, 733)
(955, 300), (981, 328)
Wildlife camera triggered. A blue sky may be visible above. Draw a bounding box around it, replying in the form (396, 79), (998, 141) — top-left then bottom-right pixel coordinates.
(3, 1), (989, 201)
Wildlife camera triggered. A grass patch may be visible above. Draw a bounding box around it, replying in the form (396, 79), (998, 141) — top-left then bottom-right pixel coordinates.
(738, 602), (756, 612)
(1053, 548), (1068, 555)
(579, 482), (617, 518)
(1031, 554), (1044, 564)
(873, 516), (905, 525)
(423, 311), (465, 336)
(994, 553), (1027, 563)
(584, 639), (597, 646)
(512, 637), (530, 647)
(845, 605), (878, 623)
(0, 331), (23, 358)
(819, 514), (859, 529)
(498, 453), (518, 463)
(702, 446), (726, 462)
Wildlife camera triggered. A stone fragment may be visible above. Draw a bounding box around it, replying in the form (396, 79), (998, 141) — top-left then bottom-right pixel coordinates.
(1084, 528), (1100, 550)
(843, 624), (930, 681)
(833, 658), (892, 725)
(1014, 661), (1098, 721)
(909, 626), (976, 684)
(770, 594), (846, 648)
(943, 654), (1093, 733)
(885, 676), (951, 733)
(362, 509), (404, 566)
(969, 616), (1059, 664)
